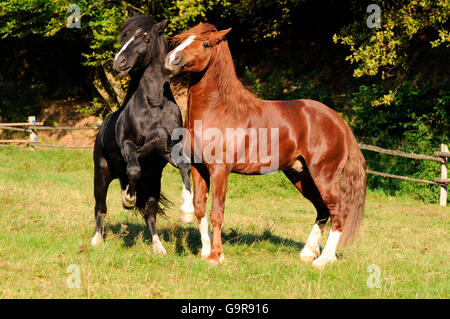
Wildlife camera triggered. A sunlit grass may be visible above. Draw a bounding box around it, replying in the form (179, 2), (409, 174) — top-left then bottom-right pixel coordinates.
(0, 147), (448, 298)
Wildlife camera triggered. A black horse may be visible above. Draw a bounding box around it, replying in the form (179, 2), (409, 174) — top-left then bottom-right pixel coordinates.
(91, 16), (193, 254)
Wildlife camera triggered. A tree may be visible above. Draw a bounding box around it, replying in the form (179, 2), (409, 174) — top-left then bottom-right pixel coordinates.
(0, 0), (301, 114)
(333, 0), (449, 80)
(0, 0), (133, 113)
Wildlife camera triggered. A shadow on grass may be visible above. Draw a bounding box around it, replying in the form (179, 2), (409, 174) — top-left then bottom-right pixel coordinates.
(105, 222), (305, 256)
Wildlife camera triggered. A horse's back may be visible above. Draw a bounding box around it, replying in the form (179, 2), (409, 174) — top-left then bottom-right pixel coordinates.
(266, 98), (352, 172)
(274, 99), (344, 123)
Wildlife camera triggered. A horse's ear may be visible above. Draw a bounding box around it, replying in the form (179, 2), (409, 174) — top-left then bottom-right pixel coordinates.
(155, 19), (169, 35)
(213, 28), (231, 44)
(219, 28), (232, 36)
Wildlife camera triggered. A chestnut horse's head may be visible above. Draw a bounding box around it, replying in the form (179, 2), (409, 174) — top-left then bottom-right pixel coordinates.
(165, 23), (231, 74)
(113, 15), (169, 77)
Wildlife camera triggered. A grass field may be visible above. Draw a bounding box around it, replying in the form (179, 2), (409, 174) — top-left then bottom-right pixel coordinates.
(0, 147), (448, 298)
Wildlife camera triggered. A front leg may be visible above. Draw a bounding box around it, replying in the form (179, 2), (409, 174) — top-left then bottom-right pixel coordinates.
(177, 161), (195, 224)
(144, 196), (166, 255)
(121, 140), (141, 209)
(206, 164), (230, 266)
(166, 135), (195, 224)
(191, 164), (211, 258)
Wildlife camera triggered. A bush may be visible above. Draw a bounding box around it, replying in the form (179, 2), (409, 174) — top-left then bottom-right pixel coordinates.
(351, 78), (449, 202)
(244, 67), (334, 107)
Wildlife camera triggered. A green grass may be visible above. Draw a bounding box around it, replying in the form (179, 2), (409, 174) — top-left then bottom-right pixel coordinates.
(0, 147), (448, 298)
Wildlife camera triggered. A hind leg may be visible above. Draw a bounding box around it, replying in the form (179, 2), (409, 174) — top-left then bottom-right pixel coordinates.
(298, 148), (348, 268)
(91, 152), (112, 246)
(311, 182), (343, 268)
(283, 167), (329, 262)
(300, 204), (329, 262)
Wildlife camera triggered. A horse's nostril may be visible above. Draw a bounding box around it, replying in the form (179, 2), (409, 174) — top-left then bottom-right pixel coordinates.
(119, 56), (126, 67)
(172, 54), (181, 65)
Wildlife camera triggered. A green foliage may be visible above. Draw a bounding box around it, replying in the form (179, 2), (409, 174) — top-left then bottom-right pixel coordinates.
(244, 67), (334, 107)
(217, 0), (298, 42)
(80, 1), (125, 67)
(351, 79), (449, 202)
(0, 0), (302, 67)
(0, 92), (43, 123)
(0, 0), (68, 37)
(0, 0), (305, 116)
(351, 79), (449, 147)
(333, 0), (450, 79)
(1, 0), (447, 81)
(0, 0), (127, 68)
(151, 0), (299, 40)
(75, 97), (105, 117)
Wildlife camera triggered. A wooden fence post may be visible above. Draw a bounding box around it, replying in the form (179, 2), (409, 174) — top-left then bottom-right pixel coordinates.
(28, 116), (38, 143)
(439, 144), (448, 207)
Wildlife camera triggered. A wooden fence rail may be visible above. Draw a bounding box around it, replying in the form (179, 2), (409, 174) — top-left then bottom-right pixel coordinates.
(0, 116), (97, 148)
(359, 143), (445, 164)
(360, 143), (448, 207)
(1, 117), (449, 206)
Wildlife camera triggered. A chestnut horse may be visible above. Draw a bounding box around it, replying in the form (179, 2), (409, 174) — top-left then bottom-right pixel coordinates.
(165, 23), (366, 268)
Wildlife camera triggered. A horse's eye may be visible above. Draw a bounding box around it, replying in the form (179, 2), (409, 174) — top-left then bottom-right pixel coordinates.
(203, 42), (209, 48)
(145, 38), (150, 43)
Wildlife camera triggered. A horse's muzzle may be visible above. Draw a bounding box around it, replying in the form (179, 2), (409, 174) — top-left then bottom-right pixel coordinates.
(164, 53), (183, 74)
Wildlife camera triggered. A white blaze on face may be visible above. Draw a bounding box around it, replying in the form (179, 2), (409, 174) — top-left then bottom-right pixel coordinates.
(168, 35), (196, 63)
(180, 185), (194, 213)
(114, 36), (135, 62)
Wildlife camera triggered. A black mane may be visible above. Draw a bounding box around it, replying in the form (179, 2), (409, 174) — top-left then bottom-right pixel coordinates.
(120, 15), (157, 43)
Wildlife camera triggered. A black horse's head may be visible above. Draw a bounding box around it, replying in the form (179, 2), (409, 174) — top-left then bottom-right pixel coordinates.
(113, 15), (169, 77)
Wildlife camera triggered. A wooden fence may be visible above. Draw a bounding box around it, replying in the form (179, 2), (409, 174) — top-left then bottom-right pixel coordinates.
(0, 116), (94, 149)
(359, 143), (449, 206)
(1, 117), (449, 206)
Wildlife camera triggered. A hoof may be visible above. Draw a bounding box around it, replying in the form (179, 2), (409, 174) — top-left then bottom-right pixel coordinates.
(122, 186), (136, 209)
(201, 246), (211, 259)
(91, 232), (103, 246)
(152, 240), (167, 255)
(206, 253), (224, 266)
(299, 246), (320, 263)
(312, 255), (337, 269)
(179, 210), (196, 224)
(299, 254), (316, 263)
(180, 186), (194, 223)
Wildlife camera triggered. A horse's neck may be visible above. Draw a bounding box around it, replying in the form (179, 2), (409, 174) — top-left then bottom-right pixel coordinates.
(188, 42), (258, 114)
(125, 62), (169, 109)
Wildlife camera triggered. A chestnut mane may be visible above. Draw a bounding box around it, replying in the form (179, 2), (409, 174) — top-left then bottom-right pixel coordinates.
(175, 23), (262, 113)
(171, 23), (218, 45)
